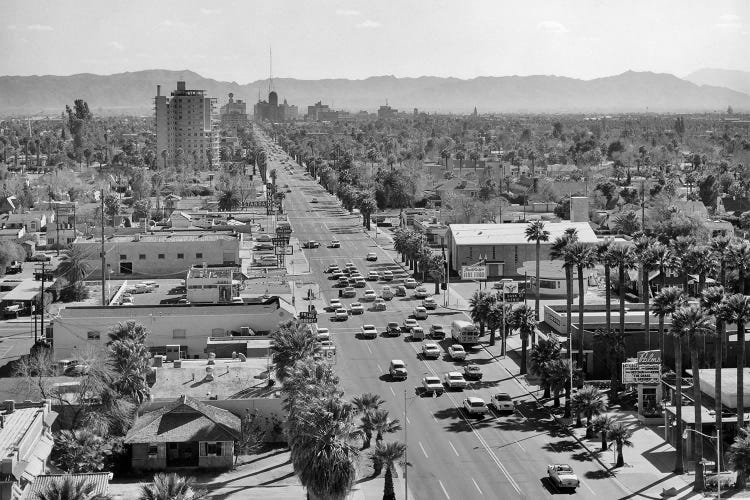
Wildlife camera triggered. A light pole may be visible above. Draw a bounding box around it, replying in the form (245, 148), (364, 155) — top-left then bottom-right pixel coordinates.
(682, 427), (721, 498)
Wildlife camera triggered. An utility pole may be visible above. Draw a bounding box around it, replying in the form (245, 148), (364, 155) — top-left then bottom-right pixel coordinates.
(34, 262), (46, 344)
(404, 388), (408, 500)
(100, 192), (106, 306)
(54, 203), (60, 256)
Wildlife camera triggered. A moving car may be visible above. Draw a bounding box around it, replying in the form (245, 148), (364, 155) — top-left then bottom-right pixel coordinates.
(329, 240), (341, 248)
(361, 324), (378, 339)
(368, 271), (380, 281)
(315, 327), (330, 342)
(463, 365), (483, 380)
(389, 360), (408, 380)
(547, 464), (580, 490)
(353, 278), (367, 288)
(443, 371), (468, 390)
(412, 306), (428, 320)
(422, 297), (437, 310)
(302, 240), (320, 249)
(349, 302), (364, 315)
(402, 318), (419, 332)
(326, 299), (343, 312)
(342, 287), (357, 298)
(463, 397), (489, 416)
(422, 376), (444, 396)
(334, 308), (349, 321)
(411, 326), (425, 340)
(381, 270), (394, 281)
(362, 289), (377, 301)
(366, 252), (378, 261)
(380, 286), (394, 300)
(448, 344), (467, 360)
(395, 285), (407, 297)
(338, 277), (350, 287)
(421, 343), (441, 359)
(373, 298), (387, 311)
(386, 322), (401, 336)
(429, 324), (446, 339)
(413, 286), (429, 299)
(489, 393), (515, 413)
(404, 278), (418, 289)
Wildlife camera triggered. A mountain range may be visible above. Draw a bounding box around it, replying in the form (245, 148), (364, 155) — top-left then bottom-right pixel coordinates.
(1, 69), (749, 116)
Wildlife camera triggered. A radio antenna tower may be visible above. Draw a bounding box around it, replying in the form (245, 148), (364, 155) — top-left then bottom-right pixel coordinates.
(268, 46), (273, 93)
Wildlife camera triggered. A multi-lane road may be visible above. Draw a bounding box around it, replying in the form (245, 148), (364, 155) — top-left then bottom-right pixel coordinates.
(257, 130), (631, 500)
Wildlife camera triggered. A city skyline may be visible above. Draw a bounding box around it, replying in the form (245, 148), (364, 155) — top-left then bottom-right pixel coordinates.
(1, 0), (748, 83)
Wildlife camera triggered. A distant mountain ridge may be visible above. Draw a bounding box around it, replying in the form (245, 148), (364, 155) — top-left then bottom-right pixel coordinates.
(685, 68), (750, 97)
(1, 69), (749, 115)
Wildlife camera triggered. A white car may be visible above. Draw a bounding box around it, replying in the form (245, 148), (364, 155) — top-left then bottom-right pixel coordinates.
(362, 289), (377, 301)
(547, 464), (580, 490)
(412, 306), (428, 320)
(325, 264), (340, 273)
(447, 344), (467, 360)
(334, 308), (349, 321)
(389, 360), (407, 380)
(381, 270), (394, 281)
(402, 318), (419, 332)
(489, 393), (515, 413)
(366, 252), (378, 261)
(413, 286), (429, 299)
(315, 327), (330, 342)
(421, 343), (441, 359)
(361, 324), (378, 339)
(443, 371), (468, 390)
(422, 297), (437, 310)
(373, 298), (387, 311)
(327, 299), (343, 312)
(349, 302), (365, 315)
(404, 278), (418, 289)
(463, 397), (489, 416)
(422, 376), (444, 396)
(368, 271), (380, 281)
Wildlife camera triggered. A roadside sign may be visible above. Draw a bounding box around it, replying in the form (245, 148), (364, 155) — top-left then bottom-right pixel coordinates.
(622, 360), (661, 384)
(244, 200), (271, 208)
(276, 227), (292, 236)
(274, 245), (293, 256)
(461, 265), (486, 280)
(503, 292), (524, 303)
(501, 280), (519, 294)
(298, 311), (317, 324)
(637, 350), (661, 364)
(272, 237), (290, 247)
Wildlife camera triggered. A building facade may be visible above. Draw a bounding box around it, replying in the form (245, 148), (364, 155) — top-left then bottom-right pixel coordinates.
(155, 81), (219, 170)
(219, 93), (248, 131)
(185, 265), (242, 303)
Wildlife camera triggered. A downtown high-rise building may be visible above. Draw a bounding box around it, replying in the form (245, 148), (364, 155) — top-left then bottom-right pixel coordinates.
(155, 81), (219, 170)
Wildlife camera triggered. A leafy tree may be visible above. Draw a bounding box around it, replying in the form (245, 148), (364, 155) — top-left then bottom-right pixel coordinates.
(132, 198), (151, 221)
(103, 194), (120, 227)
(138, 473), (205, 500)
(697, 174), (719, 209)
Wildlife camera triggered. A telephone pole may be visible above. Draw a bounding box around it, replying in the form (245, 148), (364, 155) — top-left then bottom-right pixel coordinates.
(54, 203), (60, 256)
(34, 262), (46, 344)
(100, 191), (106, 305)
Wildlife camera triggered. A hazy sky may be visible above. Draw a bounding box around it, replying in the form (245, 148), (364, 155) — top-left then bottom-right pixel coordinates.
(1, 0), (748, 82)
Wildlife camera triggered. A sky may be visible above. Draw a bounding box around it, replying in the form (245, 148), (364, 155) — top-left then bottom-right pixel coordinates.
(0, 0), (748, 82)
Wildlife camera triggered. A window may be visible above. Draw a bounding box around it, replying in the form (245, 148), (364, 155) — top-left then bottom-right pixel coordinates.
(206, 442), (222, 456)
(177, 253), (184, 259)
(173, 329), (186, 339)
(539, 280), (558, 289)
(469, 247), (473, 259)
(87, 331), (101, 340)
(196, 253), (203, 259)
(158, 253), (165, 259)
(148, 445), (158, 457)
(120, 254), (127, 260)
(139, 254), (146, 260)
(492, 246), (496, 260)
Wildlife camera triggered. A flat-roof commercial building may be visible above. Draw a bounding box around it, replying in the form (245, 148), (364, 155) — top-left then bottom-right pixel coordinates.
(445, 221), (597, 279)
(186, 265), (243, 303)
(48, 296), (295, 360)
(72, 231), (242, 279)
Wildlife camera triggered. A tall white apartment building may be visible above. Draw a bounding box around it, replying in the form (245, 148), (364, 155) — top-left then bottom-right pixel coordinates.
(155, 81), (219, 170)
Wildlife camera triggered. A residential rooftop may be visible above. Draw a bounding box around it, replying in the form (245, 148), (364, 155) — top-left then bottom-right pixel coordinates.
(0, 402), (55, 459)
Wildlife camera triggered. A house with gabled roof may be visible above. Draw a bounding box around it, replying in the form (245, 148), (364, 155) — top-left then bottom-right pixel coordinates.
(124, 394), (240, 471)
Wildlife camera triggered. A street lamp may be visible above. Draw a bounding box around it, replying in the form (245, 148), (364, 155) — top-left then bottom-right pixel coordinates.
(682, 427), (722, 498)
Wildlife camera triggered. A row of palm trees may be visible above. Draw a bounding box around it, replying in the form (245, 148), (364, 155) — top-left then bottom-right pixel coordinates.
(270, 320), (406, 499)
(33, 472), (205, 500)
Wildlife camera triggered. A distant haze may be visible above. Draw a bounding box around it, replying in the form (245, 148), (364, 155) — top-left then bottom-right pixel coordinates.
(0, 69), (749, 115)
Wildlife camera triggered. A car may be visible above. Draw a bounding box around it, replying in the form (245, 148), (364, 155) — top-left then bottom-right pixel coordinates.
(463, 397), (489, 416)
(349, 302), (364, 315)
(463, 364), (483, 380)
(411, 326), (425, 340)
(395, 285), (407, 297)
(421, 343), (441, 359)
(326, 299), (343, 311)
(29, 253), (51, 262)
(402, 318), (419, 332)
(338, 277), (349, 287)
(412, 306), (428, 320)
(329, 240), (341, 248)
(386, 322), (401, 336)
(413, 286), (429, 299)
(363, 289), (377, 301)
(361, 324), (378, 338)
(303, 240), (320, 249)
(372, 298), (387, 311)
(547, 464), (580, 490)
(344, 262), (356, 270)
(317, 340), (335, 351)
(286, 188), (292, 193)
(256, 234), (273, 242)
(404, 278), (418, 289)
(389, 360), (407, 380)
(353, 278), (367, 288)
(443, 371), (468, 389)
(334, 308), (349, 321)
(368, 271), (380, 281)
(422, 297), (438, 310)
(5, 261), (22, 274)
(422, 376), (444, 396)
(326, 264), (341, 273)
(121, 296), (134, 306)
(366, 252), (378, 261)
(381, 270), (394, 281)
(177, 297), (190, 304)
(448, 344), (467, 360)
(254, 242), (274, 250)
(332, 270), (345, 280)
(311, 197), (318, 203)
(315, 327), (330, 342)
(380, 285), (394, 300)
(342, 287), (357, 298)
(489, 393), (515, 413)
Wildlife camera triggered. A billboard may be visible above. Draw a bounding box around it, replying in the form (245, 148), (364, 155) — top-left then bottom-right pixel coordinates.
(461, 265), (486, 280)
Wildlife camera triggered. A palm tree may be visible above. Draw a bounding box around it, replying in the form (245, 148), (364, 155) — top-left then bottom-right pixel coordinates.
(701, 286), (727, 444)
(510, 304), (537, 375)
(566, 242), (595, 372)
(525, 220), (550, 321)
(469, 150), (480, 171)
(440, 148), (451, 168)
(370, 409), (401, 444)
(56, 247), (92, 286)
(607, 422), (634, 468)
(634, 236), (659, 349)
(572, 384), (607, 438)
(671, 236), (696, 295)
(728, 240), (750, 294)
(592, 414), (615, 452)
(107, 320), (149, 344)
(709, 235), (733, 287)
(352, 393), (385, 415)
(35, 475), (110, 500)
(469, 291), (495, 338)
(550, 230), (578, 353)
(720, 294), (750, 437)
(596, 241), (615, 335)
(269, 320), (320, 383)
(546, 358), (572, 410)
(727, 426), (750, 490)
(455, 150), (465, 174)
(593, 328), (628, 402)
(652, 287), (685, 367)
(608, 244), (636, 338)
(528, 336), (561, 399)
(138, 473), (205, 500)
(218, 188), (240, 211)
(371, 441), (406, 500)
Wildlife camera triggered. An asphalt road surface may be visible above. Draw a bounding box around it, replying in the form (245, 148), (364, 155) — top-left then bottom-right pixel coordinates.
(257, 129), (631, 500)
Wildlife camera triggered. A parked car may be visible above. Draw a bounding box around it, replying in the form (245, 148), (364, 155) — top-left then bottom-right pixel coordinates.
(381, 270), (394, 281)
(256, 234), (273, 242)
(338, 277), (350, 287)
(349, 302), (364, 315)
(334, 308), (349, 321)
(386, 322), (401, 336)
(329, 240), (341, 248)
(547, 464), (580, 490)
(28, 253), (51, 262)
(421, 343), (441, 359)
(361, 324), (378, 339)
(353, 278), (367, 288)
(448, 344), (467, 360)
(422, 376), (444, 396)
(373, 298), (387, 311)
(254, 243), (274, 251)
(463, 365), (483, 380)
(380, 285), (394, 300)
(366, 252), (378, 261)
(302, 240), (320, 249)
(389, 360), (407, 380)
(412, 306), (428, 320)
(395, 285), (407, 297)
(5, 261), (22, 274)
(463, 397), (489, 416)
(342, 287), (357, 298)
(121, 296), (134, 306)
(443, 371), (468, 390)
(489, 393), (515, 413)
(404, 278), (418, 289)
(430, 324), (446, 339)
(413, 286), (429, 299)
(402, 318), (419, 332)
(362, 289), (377, 301)
(325, 264), (340, 273)
(311, 197), (318, 203)
(422, 297), (437, 310)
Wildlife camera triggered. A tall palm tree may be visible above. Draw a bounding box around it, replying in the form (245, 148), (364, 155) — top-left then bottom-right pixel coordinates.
(529, 336), (561, 399)
(486, 301), (510, 351)
(683, 245), (717, 296)
(607, 422), (634, 468)
(550, 229), (579, 352)
(107, 320), (149, 343)
(596, 241), (615, 335)
(138, 473), (205, 500)
(469, 291), (495, 338)
(671, 236), (696, 295)
(709, 235), (733, 288)
(652, 242), (677, 293)
(608, 244), (636, 339)
(546, 357), (573, 412)
(634, 236), (659, 349)
(269, 320), (320, 383)
(652, 287), (685, 366)
(720, 294), (750, 437)
(35, 475), (110, 500)
(572, 384), (607, 438)
(510, 304), (537, 375)
(593, 328), (628, 402)
(566, 242), (595, 372)
(524, 220), (550, 321)
(727, 426), (750, 490)
(372, 441), (406, 500)
(701, 286), (727, 448)
(592, 414), (615, 452)
(56, 247), (92, 285)
(369, 409), (401, 444)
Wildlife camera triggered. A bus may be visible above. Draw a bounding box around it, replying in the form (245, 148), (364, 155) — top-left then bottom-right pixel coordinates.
(451, 320), (480, 345)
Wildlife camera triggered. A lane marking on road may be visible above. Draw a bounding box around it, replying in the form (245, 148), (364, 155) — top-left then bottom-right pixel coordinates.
(448, 440), (459, 457)
(389, 386), (396, 397)
(366, 343), (372, 354)
(418, 441), (429, 458)
(515, 440), (526, 452)
(377, 363), (383, 372)
(406, 416), (411, 425)
(438, 480), (451, 500)
(432, 416), (438, 423)
(471, 477), (484, 495)
(582, 480), (595, 494)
